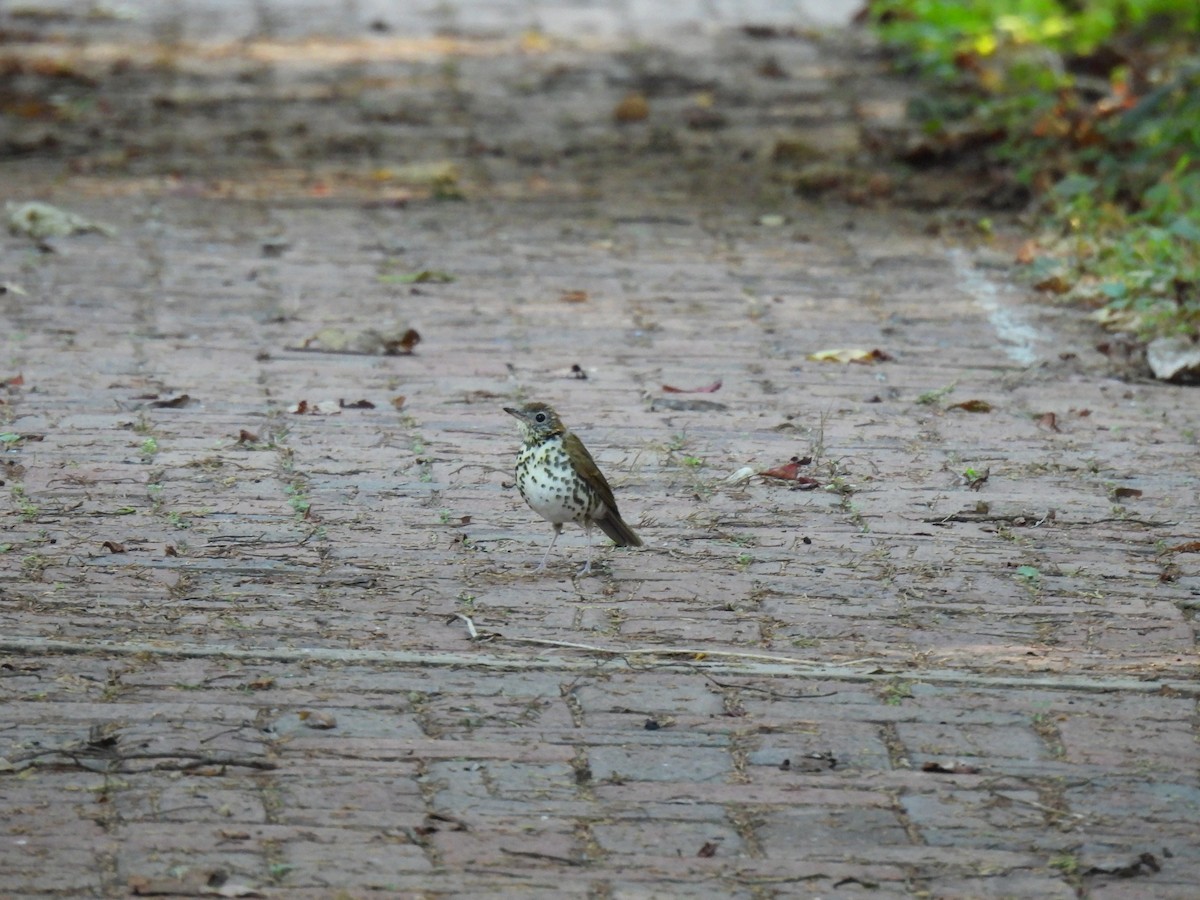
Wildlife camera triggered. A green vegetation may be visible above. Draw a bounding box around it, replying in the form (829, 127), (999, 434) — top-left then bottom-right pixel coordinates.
(869, 0), (1200, 336)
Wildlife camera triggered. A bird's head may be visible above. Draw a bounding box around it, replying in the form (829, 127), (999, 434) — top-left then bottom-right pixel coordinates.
(504, 402), (565, 443)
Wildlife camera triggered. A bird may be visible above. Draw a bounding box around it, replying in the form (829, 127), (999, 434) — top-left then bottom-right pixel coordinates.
(504, 402), (642, 575)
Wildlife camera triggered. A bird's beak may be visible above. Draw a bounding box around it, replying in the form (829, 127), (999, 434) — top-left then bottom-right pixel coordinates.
(503, 407), (523, 420)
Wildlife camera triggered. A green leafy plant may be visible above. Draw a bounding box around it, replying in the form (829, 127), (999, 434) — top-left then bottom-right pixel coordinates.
(869, 0), (1200, 337)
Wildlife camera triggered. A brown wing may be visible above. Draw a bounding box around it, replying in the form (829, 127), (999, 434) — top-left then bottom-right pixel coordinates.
(564, 431), (620, 513)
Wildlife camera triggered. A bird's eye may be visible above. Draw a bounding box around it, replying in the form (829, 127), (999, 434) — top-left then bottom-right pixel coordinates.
(534, 412), (547, 423)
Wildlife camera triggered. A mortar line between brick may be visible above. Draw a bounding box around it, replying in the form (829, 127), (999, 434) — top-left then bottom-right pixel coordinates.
(3, 637), (1197, 697)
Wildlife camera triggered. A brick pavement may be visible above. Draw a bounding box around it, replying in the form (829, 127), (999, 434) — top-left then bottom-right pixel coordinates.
(2, 1), (1198, 897)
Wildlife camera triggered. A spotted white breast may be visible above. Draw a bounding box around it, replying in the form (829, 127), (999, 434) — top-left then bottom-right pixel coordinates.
(515, 435), (606, 526)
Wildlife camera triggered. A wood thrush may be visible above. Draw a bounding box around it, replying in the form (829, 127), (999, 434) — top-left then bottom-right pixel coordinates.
(504, 402), (642, 574)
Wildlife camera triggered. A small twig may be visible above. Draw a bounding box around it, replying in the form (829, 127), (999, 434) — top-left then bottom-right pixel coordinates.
(492, 635), (828, 668)
(2, 750), (277, 775)
(695, 668), (839, 699)
(500, 848), (589, 866)
(991, 791), (1085, 820)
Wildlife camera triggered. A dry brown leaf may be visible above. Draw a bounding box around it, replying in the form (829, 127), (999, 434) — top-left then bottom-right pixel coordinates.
(1035, 412), (1060, 432)
(296, 326), (420, 355)
(922, 760), (981, 775)
(298, 710), (337, 730)
(1034, 273), (1072, 294)
(559, 290), (589, 303)
(391, 327), (421, 354)
(288, 399), (341, 415)
(1015, 240), (1040, 264)
(759, 456), (819, 487)
(949, 399), (993, 413)
(613, 92), (649, 123)
(808, 347), (892, 364)
(149, 394), (191, 409)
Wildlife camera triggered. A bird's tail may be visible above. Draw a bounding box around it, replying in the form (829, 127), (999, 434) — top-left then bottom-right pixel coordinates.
(595, 510), (643, 548)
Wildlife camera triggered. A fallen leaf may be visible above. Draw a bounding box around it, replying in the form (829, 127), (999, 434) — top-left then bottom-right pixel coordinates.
(1035, 412), (1060, 432)
(1015, 240), (1039, 264)
(759, 456), (819, 488)
(245, 677), (275, 691)
(1111, 487), (1143, 500)
(1081, 852), (1160, 878)
(4, 373), (24, 387)
(149, 394), (191, 409)
(697, 841), (718, 858)
(128, 866), (253, 897)
(948, 399), (993, 413)
(391, 395), (407, 409)
(298, 710), (337, 730)
(724, 465), (757, 485)
(426, 811), (469, 831)
(288, 400), (341, 415)
(1034, 273), (1073, 294)
(295, 326), (419, 356)
(338, 398), (376, 410)
(808, 348), (892, 364)
(1165, 541), (1200, 554)
(6, 201), (116, 240)
(391, 328), (421, 354)
(559, 290), (589, 303)
(962, 468), (990, 490)
(519, 29), (552, 53)
(569, 364), (587, 380)
(101, 540), (126, 553)
(613, 91), (649, 123)
(165, 545), (179, 557)
(921, 760), (980, 775)
(663, 380), (722, 394)
(237, 429), (260, 444)
(1147, 334), (1200, 383)
(375, 161), (459, 188)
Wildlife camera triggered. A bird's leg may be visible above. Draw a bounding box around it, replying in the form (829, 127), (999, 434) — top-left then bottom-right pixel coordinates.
(536, 523), (563, 572)
(577, 523), (594, 577)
